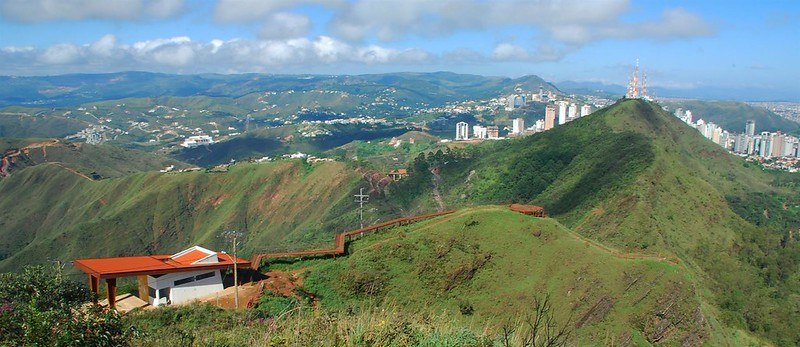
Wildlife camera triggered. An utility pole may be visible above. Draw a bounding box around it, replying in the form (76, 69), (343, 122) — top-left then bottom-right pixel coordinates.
(354, 187), (369, 229)
(221, 230), (244, 309)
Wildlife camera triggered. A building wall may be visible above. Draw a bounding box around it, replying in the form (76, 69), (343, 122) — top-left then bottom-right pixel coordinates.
(545, 106), (556, 130)
(147, 269), (223, 306)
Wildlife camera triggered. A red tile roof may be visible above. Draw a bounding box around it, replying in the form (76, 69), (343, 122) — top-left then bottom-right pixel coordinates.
(74, 251), (249, 279)
(172, 249), (212, 265)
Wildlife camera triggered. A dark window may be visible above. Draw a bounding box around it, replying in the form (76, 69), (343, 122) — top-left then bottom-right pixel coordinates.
(148, 287), (156, 299)
(158, 288), (170, 301)
(195, 272), (216, 281)
(174, 276), (195, 286)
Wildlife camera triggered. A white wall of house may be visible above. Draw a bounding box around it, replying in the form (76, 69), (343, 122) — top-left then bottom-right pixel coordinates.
(147, 269), (224, 306)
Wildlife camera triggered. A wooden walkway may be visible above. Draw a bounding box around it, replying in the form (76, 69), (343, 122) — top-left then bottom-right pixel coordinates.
(250, 210), (455, 270)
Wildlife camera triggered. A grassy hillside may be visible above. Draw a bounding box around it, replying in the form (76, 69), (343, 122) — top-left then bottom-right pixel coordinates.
(0, 111), (88, 138)
(3, 140), (187, 179)
(665, 100), (799, 133)
(174, 124), (412, 166)
(385, 99), (799, 345)
(0, 160), (365, 271)
(295, 207), (715, 345)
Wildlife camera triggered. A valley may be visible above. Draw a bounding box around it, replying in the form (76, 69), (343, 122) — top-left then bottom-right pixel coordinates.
(0, 79), (798, 346)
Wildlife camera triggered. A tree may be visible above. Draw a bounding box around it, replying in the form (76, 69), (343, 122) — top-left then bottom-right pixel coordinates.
(0, 265), (135, 346)
(500, 294), (572, 347)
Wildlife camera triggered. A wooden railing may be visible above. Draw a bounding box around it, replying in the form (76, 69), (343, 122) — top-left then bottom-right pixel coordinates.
(250, 210), (455, 270)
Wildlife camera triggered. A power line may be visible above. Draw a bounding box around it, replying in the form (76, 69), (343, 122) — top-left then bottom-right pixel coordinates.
(354, 187), (369, 229)
(221, 230), (244, 309)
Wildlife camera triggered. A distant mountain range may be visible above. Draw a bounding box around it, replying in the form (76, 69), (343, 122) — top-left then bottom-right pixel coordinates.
(557, 80), (800, 102)
(0, 71), (557, 108)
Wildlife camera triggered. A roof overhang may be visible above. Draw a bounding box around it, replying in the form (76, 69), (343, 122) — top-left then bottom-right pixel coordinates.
(74, 253), (250, 280)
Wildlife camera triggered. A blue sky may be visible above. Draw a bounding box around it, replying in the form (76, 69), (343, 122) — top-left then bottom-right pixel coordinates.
(0, 0), (797, 96)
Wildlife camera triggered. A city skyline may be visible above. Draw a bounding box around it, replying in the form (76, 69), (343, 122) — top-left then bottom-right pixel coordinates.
(0, 0), (797, 100)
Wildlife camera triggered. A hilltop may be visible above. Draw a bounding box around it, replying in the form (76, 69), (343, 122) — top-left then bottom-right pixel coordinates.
(383, 99), (799, 345)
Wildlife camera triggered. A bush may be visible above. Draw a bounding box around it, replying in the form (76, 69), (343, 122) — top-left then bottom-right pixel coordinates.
(0, 265), (134, 346)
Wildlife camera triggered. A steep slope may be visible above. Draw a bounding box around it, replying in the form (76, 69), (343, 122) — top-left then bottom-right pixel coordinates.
(0, 161), (363, 271)
(387, 99), (798, 345)
(1, 140), (185, 179)
(296, 207), (739, 345)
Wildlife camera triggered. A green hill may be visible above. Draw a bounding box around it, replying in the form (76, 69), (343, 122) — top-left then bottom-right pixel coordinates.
(0, 98), (797, 345)
(383, 99), (798, 345)
(298, 206), (714, 345)
(0, 160), (364, 271)
(1, 140), (185, 179)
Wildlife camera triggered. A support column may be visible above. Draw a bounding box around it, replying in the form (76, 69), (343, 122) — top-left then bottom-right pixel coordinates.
(137, 276), (149, 302)
(106, 278), (117, 309)
(88, 275), (99, 304)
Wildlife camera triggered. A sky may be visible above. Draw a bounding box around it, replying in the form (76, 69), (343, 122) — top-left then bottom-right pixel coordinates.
(0, 0), (798, 96)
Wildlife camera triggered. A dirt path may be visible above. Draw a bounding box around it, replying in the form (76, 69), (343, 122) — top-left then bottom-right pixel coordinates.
(430, 168), (445, 212)
(0, 140), (61, 177)
(50, 163), (94, 181)
(564, 228), (679, 266)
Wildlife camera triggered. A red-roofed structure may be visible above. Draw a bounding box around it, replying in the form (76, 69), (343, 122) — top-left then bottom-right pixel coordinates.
(74, 246), (249, 309)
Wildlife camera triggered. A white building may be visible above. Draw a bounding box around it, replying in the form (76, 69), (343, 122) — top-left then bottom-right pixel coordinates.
(512, 118), (525, 135)
(73, 245), (250, 310)
(456, 122), (470, 140)
(147, 246), (227, 306)
(567, 103), (577, 119)
(181, 135), (214, 148)
(473, 125), (487, 139)
(557, 101), (567, 125)
(580, 105), (592, 117)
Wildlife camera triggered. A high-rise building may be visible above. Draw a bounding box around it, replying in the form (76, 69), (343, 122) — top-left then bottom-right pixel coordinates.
(473, 125), (487, 139)
(534, 119), (544, 132)
(580, 104), (591, 117)
(487, 126), (500, 139)
(545, 105), (556, 130)
(760, 132), (772, 157)
(772, 133), (785, 157)
(745, 120), (756, 137)
(567, 103), (577, 119)
(455, 122), (469, 140)
(733, 134), (748, 153)
(512, 118), (524, 135)
(557, 101), (567, 125)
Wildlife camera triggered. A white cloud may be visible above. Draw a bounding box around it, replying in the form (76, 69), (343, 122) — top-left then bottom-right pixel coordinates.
(324, 0), (714, 51)
(492, 43), (529, 61)
(39, 44), (83, 64)
(0, 0), (185, 21)
(1, 34), (444, 74)
(90, 34), (117, 57)
(259, 12), (311, 40)
(213, 0), (339, 23)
